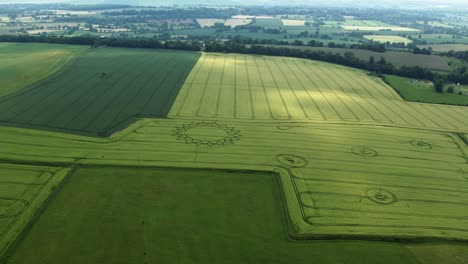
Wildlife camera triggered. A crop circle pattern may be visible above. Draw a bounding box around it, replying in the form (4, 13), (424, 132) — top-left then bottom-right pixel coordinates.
(276, 154), (308, 168)
(365, 188), (397, 205)
(173, 122), (240, 146)
(351, 146), (379, 157)
(410, 140), (432, 150)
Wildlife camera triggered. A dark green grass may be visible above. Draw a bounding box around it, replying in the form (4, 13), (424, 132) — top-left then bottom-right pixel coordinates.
(0, 47), (200, 136)
(385, 75), (468, 106)
(5, 167), (420, 264)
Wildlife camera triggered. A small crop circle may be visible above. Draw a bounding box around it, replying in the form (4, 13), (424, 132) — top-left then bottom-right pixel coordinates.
(351, 146), (378, 157)
(410, 140), (432, 150)
(173, 122), (240, 146)
(365, 188), (397, 205)
(276, 154), (308, 168)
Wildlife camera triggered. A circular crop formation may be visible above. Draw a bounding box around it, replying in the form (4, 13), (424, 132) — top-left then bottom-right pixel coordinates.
(276, 154), (308, 168)
(276, 124), (302, 131)
(351, 146), (379, 157)
(173, 122), (240, 146)
(365, 188), (397, 205)
(410, 140), (432, 150)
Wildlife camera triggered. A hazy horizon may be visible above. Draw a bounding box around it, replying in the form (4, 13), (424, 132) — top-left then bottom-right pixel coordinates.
(0, 0), (467, 9)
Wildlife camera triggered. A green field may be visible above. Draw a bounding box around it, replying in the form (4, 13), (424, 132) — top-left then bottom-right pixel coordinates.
(252, 18), (283, 28)
(0, 45), (468, 262)
(385, 75), (468, 106)
(418, 34), (468, 44)
(343, 19), (393, 27)
(418, 44), (468, 52)
(0, 164), (69, 257)
(4, 167), (423, 264)
(0, 46), (200, 136)
(0, 43), (85, 97)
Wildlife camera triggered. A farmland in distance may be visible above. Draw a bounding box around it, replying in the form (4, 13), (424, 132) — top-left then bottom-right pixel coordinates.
(251, 45), (451, 71)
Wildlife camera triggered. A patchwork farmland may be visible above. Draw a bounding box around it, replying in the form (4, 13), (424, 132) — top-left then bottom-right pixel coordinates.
(0, 43), (467, 263)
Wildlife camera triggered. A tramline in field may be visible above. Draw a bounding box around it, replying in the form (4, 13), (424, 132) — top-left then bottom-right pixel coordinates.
(170, 53), (468, 131)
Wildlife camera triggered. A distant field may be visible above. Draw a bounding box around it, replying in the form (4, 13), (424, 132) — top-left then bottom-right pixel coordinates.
(384, 75), (468, 106)
(342, 26), (419, 32)
(418, 34), (468, 44)
(343, 19), (392, 27)
(282, 19), (305, 26)
(224, 18), (251, 27)
(6, 167), (421, 264)
(418, 44), (468, 52)
(0, 163), (69, 258)
(26, 29), (64, 34)
(171, 53), (465, 130)
(252, 18), (283, 28)
(196, 19), (224, 27)
(48, 9), (96, 15)
(0, 47), (200, 136)
(0, 43), (85, 97)
(253, 45), (451, 71)
(232, 15), (274, 19)
(363, 35), (413, 44)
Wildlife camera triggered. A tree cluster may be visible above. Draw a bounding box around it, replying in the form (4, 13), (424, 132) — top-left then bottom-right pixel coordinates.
(0, 35), (202, 51)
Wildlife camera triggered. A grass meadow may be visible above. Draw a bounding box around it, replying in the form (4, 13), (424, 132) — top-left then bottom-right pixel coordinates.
(385, 75), (468, 106)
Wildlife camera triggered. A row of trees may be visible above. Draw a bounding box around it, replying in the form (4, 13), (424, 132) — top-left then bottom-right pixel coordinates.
(445, 50), (468, 62)
(1, 35), (466, 85)
(0, 35), (202, 51)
